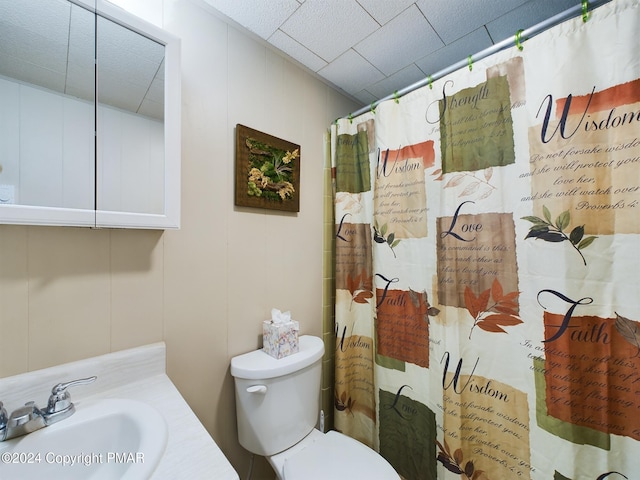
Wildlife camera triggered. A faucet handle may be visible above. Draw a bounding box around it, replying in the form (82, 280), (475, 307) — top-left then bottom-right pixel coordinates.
(46, 376), (97, 414)
(8, 402), (43, 428)
(0, 402), (7, 441)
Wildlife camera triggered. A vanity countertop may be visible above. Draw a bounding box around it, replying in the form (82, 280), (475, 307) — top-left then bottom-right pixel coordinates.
(0, 343), (239, 480)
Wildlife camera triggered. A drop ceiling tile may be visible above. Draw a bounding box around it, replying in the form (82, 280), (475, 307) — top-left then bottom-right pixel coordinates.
(145, 76), (164, 103)
(317, 49), (384, 95)
(15, 31), (68, 75)
(199, 0), (603, 109)
(486, 0), (578, 44)
(356, 0), (415, 25)
(416, 0), (528, 44)
(98, 16), (165, 66)
(352, 89), (377, 106)
(2, 0), (70, 77)
(280, 0), (379, 62)
(67, 4), (95, 77)
(1, 0), (70, 41)
(0, 55), (66, 93)
(355, 5), (443, 76)
(202, 0), (301, 39)
(65, 84), (95, 103)
(268, 29), (328, 72)
(415, 28), (493, 77)
(138, 98), (164, 120)
(155, 60), (165, 81)
(98, 74), (148, 112)
(64, 61), (95, 101)
(365, 64), (427, 100)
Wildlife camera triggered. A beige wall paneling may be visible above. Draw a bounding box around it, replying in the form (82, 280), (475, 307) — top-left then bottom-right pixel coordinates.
(0, 1), (359, 478)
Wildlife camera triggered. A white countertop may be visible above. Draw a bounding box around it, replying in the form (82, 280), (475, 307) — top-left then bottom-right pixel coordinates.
(0, 343), (239, 480)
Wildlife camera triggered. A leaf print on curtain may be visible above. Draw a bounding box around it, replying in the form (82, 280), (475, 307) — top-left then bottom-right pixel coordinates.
(331, 1), (640, 478)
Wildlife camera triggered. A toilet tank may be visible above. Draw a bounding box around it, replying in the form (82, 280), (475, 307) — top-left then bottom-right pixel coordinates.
(230, 335), (325, 456)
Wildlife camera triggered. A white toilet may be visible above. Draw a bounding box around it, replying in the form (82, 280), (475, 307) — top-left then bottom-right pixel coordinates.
(230, 335), (399, 479)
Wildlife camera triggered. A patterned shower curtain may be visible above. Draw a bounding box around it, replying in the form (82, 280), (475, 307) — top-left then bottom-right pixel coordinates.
(330, 1), (639, 479)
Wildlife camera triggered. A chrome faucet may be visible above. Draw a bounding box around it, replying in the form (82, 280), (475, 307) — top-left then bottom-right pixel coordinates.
(0, 376), (96, 442)
(0, 402), (8, 441)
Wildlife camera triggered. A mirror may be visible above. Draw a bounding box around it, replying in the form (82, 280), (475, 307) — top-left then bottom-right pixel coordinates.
(0, 0), (180, 228)
(0, 0), (95, 212)
(96, 12), (166, 216)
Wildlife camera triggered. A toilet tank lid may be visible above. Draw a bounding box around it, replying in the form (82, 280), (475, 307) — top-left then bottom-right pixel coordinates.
(230, 335), (324, 380)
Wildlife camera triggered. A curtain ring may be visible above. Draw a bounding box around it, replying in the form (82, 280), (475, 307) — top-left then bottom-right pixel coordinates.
(582, 0), (589, 22)
(393, 90), (400, 104)
(348, 113), (353, 124)
(467, 55), (473, 71)
(515, 29), (525, 51)
(370, 103), (376, 114)
(428, 75), (433, 89)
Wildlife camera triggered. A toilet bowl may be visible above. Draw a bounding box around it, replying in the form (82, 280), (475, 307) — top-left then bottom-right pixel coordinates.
(230, 335), (399, 479)
(271, 428), (398, 479)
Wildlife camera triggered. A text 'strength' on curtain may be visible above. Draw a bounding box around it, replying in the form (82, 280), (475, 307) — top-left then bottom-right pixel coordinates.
(330, 1), (639, 478)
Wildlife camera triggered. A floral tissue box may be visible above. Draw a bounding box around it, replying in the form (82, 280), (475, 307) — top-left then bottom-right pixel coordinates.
(263, 319), (299, 359)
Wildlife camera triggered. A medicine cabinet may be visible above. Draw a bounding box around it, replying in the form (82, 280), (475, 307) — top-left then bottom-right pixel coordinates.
(0, 0), (180, 229)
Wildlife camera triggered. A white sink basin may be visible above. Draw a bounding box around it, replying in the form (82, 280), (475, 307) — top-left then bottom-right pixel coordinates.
(0, 398), (167, 479)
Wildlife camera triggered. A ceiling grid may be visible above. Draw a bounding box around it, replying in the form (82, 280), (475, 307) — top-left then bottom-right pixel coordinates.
(202, 0), (586, 106)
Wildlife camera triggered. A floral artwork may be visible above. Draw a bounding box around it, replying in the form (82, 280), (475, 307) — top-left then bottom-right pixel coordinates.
(235, 124), (300, 212)
(246, 140), (298, 200)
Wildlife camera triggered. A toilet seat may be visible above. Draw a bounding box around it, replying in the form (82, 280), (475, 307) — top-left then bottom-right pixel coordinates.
(282, 431), (398, 479)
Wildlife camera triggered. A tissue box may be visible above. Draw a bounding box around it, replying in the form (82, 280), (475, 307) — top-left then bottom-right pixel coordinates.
(263, 319), (299, 359)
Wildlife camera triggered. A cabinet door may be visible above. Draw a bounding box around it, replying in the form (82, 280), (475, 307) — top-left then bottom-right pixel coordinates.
(94, 1), (181, 229)
(0, 0), (96, 226)
(0, 0), (180, 229)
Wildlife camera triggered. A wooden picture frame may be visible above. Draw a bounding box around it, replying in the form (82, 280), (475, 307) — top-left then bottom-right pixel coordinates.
(235, 124), (300, 212)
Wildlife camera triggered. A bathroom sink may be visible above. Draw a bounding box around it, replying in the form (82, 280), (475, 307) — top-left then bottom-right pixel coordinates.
(0, 398), (167, 479)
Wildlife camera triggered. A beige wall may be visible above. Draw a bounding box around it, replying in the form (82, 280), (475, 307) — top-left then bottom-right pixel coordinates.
(0, 0), (358, 478)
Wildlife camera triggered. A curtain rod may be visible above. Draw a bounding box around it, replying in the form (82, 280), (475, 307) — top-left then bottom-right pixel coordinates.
(345, 0), (612, 119)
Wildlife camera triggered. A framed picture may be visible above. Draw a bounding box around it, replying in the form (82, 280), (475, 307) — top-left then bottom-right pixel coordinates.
(235, 124), (300, 212)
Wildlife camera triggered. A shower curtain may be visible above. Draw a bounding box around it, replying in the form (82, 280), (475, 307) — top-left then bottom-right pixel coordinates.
(330, 1), (639, 479)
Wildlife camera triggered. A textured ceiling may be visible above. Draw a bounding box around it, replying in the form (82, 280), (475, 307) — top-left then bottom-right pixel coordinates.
(201, 0), (587, 107)
(0, 0), (165, 120)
